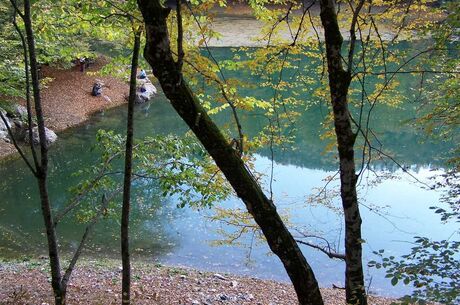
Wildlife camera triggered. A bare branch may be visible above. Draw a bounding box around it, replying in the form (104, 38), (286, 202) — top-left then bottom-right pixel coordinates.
(104, 0), (143, 23)
(61, 193), (110, 287)
(184, 2), (245, 152)
(11, 6), (40, 171)
(8, 0), (24, 18)
(176, 0), (184, 72)
(296, 239), (345, 260)
(295, 231), (345, 260)
(0, 112), (36, 175)
(347, 0), (366, 73)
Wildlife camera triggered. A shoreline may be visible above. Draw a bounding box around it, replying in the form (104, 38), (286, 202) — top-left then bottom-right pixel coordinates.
(0, 58), (129, 162)
(0, 258), (399, 305)
(0, 4), (440, 161)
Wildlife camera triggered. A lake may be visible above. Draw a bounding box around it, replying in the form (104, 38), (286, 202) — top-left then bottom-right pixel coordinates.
(0, 47), (457, 298)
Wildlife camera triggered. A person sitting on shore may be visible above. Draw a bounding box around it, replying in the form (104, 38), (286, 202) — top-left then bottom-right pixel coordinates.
(138, 69), (147, 79)
(91, 82), (102, 96)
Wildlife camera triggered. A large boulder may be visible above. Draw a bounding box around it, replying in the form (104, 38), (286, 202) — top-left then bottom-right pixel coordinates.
(0, 114), (11, 131)
(11, 120), (28, 141)
(0, 130), (8, 142)
(135, 79), (157, 104)
(25, 126), (57, 148)
(14, 105), (28, 119)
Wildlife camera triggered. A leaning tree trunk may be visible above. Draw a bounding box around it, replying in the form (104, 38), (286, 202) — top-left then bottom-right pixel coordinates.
(318, 0), (367, 304)
(121, 30), (141, 305)
(136, 1), (323, 304)
(22, 0), (65, 304)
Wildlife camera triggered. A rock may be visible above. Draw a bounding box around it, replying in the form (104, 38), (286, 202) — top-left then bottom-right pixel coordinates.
(14, 105), (28, 119)
(0, 115), (11, 131)
(0, 130), (9, 142)
(137, 78), (150, 86)
(204, 298), (212, 305)
(0, 107), (7, 120)
(102, 95), (112, 103)
(191, 300), (200, 305)
(11, 120), (27, 141)
(135, 79), (157, 104)
(230, 280), (238, 288)
(25, 126), (57, 148)
(219, 294), (229, 301)
(213, 273), (228, 281)
(238, 293), (254, 301)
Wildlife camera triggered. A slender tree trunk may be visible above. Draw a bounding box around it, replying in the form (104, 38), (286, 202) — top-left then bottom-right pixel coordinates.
(37, 175), (65, 304)
(121, 30), (141, 305)
(318, 0), (367, 304)
(136, 1), (323, 304)
(21, 1), (65, 304)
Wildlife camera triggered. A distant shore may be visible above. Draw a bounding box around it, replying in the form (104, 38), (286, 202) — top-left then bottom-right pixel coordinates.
(0, 2), (431, 162)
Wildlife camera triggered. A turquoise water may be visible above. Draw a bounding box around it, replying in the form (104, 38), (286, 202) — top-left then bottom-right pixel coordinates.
(0, 48), (457, 297)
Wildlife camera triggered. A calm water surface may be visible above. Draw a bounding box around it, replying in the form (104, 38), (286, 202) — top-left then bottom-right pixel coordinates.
(0, 49), (457, 297)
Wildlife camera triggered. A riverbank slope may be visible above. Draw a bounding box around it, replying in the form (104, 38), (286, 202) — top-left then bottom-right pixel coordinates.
(0, 259), (398, 305)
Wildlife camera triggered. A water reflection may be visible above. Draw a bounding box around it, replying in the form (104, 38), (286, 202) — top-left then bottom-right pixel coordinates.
(0, 48), (456, 297)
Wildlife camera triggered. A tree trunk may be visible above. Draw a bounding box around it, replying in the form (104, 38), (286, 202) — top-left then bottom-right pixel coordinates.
(37, 175), (65, 305)
(136, 1), (323, 304)
(121, 30), (141, 305)
(22, 1), (65, 304)
(318, 0), (367, 304)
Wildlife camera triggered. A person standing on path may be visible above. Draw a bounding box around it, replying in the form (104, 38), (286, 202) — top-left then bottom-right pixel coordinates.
(79, 57), (86, 72)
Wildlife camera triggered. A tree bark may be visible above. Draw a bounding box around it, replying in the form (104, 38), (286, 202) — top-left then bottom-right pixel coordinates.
(22, 1), (65, 304)
(136, 1), (323, 304)
(318, 0), (367, 304)
(121, 30), (141, 305)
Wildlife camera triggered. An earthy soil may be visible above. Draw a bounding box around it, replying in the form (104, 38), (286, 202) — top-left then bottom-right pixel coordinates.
(0, 58), (129, 161)
(0, 260), (398, 305)
(0, 141), (16, 159)
(40, 59), (128, 131)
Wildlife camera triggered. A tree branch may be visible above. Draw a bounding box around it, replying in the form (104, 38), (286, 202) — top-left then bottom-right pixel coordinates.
(61, 193), (110, 288)
(296, 239), (345, 260)
(347, 0), (366, 73)
(11, 5), (40, 172)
